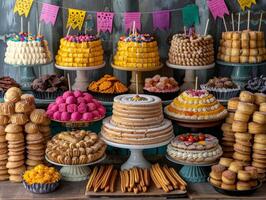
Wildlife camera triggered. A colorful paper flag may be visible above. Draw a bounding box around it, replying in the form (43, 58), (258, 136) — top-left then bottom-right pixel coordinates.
(152, 10), (170, 30)
(40, 3), (59, 25)
(97, 12), (114, 33)
(182, 4), (200, 27)
(67, 8), (86, 30)
(237, 0), (256, 10)
(14, 0), (33, 17)
(207, 0), (229, 19)
(124, 12), (141, 32)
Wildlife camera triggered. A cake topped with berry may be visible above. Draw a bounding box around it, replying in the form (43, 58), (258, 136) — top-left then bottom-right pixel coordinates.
(164, 89), (227, 121)
(167, 133), (223, 164)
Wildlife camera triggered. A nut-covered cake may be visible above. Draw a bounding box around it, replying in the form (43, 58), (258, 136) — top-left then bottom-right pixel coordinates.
(167, 133), (223, 164)
(46, 130), (106, 165)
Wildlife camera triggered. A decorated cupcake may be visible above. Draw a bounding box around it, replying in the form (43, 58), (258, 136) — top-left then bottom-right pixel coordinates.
(245, 75), (266, 94)
(201, 77), (240, 101)
(0, 76), (20, 98)
(31, 74), (68, 99)
(88, 74), (128, 101)
(46, 90), (106, 122)
(143, 75), (179, 100)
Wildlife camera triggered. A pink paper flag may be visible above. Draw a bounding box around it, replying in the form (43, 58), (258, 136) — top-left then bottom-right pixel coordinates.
(153, 10), (170, 30)
(97, 12), (114, 33)
(40, 3), (59, 25)
(207, 0), (229, 19)
(124, 12), (141, 32)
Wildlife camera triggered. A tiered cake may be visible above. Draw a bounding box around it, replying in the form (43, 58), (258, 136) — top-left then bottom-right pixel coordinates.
(168, 34), (214, 66)
(4, 32), (52, 65)
(217, 30), (266, 63)
(113, 34), (160, 69)
(55, 34), (104, 67)
(101, 94), (174, 145)
(165, 89), (227, 120)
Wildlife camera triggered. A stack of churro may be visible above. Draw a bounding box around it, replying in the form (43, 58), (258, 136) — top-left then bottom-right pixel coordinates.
(86, 165), (118, 193)
(150, 163), (187, 192)
(120, 167), (150, 194)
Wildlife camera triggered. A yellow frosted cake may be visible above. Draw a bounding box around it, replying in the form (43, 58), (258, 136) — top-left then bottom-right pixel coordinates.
(165, 89), (227, 120)
(55, 34), (104, 67)
(218, 30), (266, 63)
(113, 33), (160, 69)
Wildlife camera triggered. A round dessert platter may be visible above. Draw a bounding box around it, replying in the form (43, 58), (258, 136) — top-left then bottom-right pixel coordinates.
(101, 136), (173, 170)
(46, 155), (106, 182)
(216, 60), (266, 89)
(166, 155), (218, 183)
(55, 62), (106, 91)
(5, 61), (53, 91)
(166, 61), (215, 91)
(111, 63), (163, 93)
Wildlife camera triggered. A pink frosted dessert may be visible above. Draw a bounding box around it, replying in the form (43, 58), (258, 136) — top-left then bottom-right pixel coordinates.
(46, 90), (106, 122)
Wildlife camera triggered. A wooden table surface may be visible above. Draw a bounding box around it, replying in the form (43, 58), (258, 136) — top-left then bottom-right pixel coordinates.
(0, 181), (265, 200)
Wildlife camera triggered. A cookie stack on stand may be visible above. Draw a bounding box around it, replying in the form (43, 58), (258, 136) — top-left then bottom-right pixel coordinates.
(0, 87), (51, 182)
(221, 112), (235, 158)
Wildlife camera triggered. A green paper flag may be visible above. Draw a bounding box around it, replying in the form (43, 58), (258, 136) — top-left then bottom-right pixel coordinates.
(182, 4), (200, 27)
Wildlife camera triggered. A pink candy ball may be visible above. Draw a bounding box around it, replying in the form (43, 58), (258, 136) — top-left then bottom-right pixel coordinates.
(97, 106), (106, 116)
(78, 103), (87, 113)
(58, 103), (67, 112)
(87, 103), (96, 111)
(67, 104), (78, 113)
(83, 93), (93, 102)
(74, 90), (83, 98)
(48, 102), (55, 110)
(71, 112), (82, 121)
(92, 99), (101, 108)
(77, 97), (87, 104)
(63, 91), (74, 99)
(53, 111), (61, 120)
(66, 96), (76, 104)
(46, 110), (54, 118)
(92, 110), (100, 119)
(50, 104), (59, 112)
(82, 112), (93, 121)
(55, 96), (65, 104)
(61, 112), (71, 121)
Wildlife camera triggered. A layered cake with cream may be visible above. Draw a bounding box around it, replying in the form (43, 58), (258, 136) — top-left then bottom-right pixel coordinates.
(217, 30), (266, 63)
(165, 89), (227, 120)
(113, 33), (160, 69)
(168, 33), (214, 66)
(101, 94), (174, 145)
(167, 133), (223, 164)
(4, 32), (52, 65)
(55, 34), (104, 67)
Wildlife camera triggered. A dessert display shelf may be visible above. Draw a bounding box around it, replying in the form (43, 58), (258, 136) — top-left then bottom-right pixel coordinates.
(111, 63), (163, 93)
(55, 62), (106, 91)
(101, 136), (173, 170)
(166, 61), (215, 91)
(5, 61), (53, 91)
(216, 60), (266, 89)
(166, 155), (218, 183)
(45, 155), (106, 182)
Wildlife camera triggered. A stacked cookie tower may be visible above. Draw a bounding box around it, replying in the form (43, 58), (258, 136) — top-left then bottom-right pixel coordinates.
(0, 87), (50, 182)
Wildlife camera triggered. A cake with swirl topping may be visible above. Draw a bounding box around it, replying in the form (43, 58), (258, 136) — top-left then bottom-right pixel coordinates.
(100, 94), (174, 145)
(165, 89), (227, 121)
(4, 32), (52, 65)
(113, 33), (160, 69)
(168, 33), (214, 66)
(55, 34), (104, 67)
(167, 133), (223, 164)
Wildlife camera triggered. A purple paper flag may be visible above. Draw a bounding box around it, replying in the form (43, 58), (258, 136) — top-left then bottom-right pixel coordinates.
(97, 12), (114, 33)
(124, 12), (141, 32)
(207, 0), (229, 19)
(40, 3), (59, 25)
(153, 10), (170, 30)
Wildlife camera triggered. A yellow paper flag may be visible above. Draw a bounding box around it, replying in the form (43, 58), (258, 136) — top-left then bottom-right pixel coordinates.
(238, 0), (256, 10)
(14, 0), (33, 17)
(67, 9), (86, 30)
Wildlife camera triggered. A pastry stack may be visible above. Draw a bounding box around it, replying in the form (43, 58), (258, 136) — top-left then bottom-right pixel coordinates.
(0, 118), (10, 181)
(210, 157), (259, 190)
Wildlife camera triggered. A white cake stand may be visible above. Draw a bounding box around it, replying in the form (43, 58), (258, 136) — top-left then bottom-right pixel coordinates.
(166, 61), (215, 91)
(55, 62), (105, 91)
(45, 155), (106, 182)
(100, 136), (173, 170)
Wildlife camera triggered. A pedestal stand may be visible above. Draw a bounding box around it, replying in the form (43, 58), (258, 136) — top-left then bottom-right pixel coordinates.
(111, 63), (163, 93)
(55, 62), (105, 91)
(216, 60), (266, 89)
(166, 61), (215, 91)
(46, 155), (106, 182)
(100, 136), (173, 170)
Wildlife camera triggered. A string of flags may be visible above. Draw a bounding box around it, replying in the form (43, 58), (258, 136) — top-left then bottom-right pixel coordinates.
(14, 0), (257, 34)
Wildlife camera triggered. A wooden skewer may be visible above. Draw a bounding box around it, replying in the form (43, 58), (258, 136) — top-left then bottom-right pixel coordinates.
(231, 13), (235, 31)
(204, 19), (209, 36)
(247, 10), (250, 30)
(258, 12), (263, 31)
(238, 12), (241, 31)
(223, 16), (228, 32)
